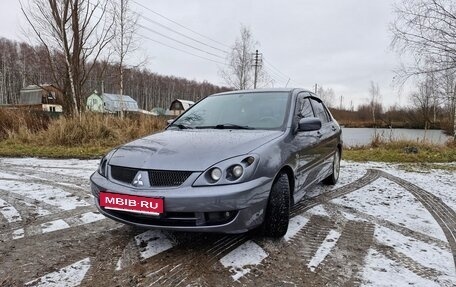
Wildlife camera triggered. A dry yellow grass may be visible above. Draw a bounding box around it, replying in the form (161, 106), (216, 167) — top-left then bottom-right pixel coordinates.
(0, 110), (167, 149)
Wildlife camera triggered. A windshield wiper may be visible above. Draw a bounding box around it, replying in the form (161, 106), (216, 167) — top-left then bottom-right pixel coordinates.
(196, 123), (254, 130)
(170, 124), (193, 129)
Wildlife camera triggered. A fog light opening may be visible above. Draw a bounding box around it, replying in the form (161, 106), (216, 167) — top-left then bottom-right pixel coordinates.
(205, 211), (236, 225)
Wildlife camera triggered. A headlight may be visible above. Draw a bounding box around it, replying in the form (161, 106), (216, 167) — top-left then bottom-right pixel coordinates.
(193, 154), (259, 186)
(210, 167), (222, 182)
(231, 165), (243, 178)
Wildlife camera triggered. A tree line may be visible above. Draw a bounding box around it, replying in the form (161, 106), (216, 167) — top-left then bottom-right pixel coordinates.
(0, 37), (229, 111)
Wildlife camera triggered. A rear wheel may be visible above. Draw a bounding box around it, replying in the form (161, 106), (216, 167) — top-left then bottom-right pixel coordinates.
(323, 149), (341, 185)
(262, 172), (290, 237)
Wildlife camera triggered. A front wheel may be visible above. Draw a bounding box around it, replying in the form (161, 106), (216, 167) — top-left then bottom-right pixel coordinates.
(262, 172), (290, 237)
(323, 150), (341, 185)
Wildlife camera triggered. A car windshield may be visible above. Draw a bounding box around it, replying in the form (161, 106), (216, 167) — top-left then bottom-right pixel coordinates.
(169, 92), (290, 130)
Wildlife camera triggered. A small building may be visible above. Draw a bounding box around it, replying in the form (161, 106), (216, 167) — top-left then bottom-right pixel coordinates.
(86, 93), (104, 112)
(19, 84), (64, 113)
(167, 99), (194, 116)
(86, 92), (139, 113)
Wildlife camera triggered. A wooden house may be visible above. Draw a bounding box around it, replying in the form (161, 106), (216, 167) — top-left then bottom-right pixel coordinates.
(18, 84), (64, 112)
(167, 99), (194, 116)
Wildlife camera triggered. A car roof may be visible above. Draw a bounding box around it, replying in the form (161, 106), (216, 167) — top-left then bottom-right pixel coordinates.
(211, 88), (312, 96)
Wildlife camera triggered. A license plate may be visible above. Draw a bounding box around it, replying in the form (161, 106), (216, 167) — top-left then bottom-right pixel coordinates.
(99, 192), (164, 215)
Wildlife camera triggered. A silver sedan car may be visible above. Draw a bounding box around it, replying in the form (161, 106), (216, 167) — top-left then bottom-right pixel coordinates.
(90, 88), (342, 237)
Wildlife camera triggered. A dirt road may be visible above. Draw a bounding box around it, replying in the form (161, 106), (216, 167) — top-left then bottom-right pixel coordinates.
(0, 158), (455, 286)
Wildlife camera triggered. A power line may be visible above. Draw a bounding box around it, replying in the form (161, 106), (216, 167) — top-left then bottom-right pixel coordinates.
(138, 33), (227, 66)
(135, 12), (229, 55)
(263, 57), (291, 80)
(131, 0), (230, 49)
(137, 23), (226, 60)
(89, 2), (227, 68)
(263, 65), (288, 82)
(263, 57), (305, 87)
(262, 66), (289, 86)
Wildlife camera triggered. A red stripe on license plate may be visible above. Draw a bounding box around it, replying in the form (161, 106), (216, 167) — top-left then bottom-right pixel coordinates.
(100, 192), (164, 214)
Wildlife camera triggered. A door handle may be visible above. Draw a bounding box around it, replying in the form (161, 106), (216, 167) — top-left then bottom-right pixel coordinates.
(317, 131), (323, 138)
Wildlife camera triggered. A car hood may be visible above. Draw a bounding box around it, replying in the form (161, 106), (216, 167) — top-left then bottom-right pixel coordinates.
(109, 129), (284, 171)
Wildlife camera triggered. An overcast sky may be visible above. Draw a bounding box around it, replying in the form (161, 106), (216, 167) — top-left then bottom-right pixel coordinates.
(1, 0), (408, 108)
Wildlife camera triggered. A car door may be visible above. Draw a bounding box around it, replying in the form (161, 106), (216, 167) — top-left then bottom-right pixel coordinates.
(292, 93), (322, 201)
(309, 96), (339, 180)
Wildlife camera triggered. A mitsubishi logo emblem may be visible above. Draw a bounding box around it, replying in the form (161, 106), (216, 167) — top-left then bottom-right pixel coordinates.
(132, 172), (144, 187)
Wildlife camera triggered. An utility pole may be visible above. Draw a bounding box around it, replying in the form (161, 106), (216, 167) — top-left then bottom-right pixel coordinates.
(252, 50), (262, 89)
(314, 83), (318, 94)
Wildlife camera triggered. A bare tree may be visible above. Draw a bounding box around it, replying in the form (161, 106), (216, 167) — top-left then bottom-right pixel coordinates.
(20, 0), (114, 115)
(410, 74), (436, 132)
(437, 69), (456, 135)
(317, 86), (336, 108)
(111, 0), (139, 116)
(369, 81), (381, 128)
(391, 0), (456, 138)
(220, 25), (260, 90)
(391, 0), (456, 75)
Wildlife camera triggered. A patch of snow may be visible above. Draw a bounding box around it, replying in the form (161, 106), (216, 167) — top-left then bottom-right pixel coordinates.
(338, 161), (383, 186)
(1, 158), (98, 179)
(362, 249), (441, 287)
(135, 230), (175, 260)
(284, 215), (309, 242)
(0, 198), (22, 223)
(219, 240), (268, 281)
(375, 225), (456, 277)
(12, 228), (24, 239)
(0, 172), (21, 179)
(340, 210), (369, 222)
(307, 229), (341, 272)
(1, 180), (89, 210)
(25, 257), (91, 287)
(306, 205), (329, 217)
(77, 212), (105, 224)
(22, 201), (51, 217)
(11, 212), (105, 240)
(305, 160), (379, 198)
(331, 178), (447, 241)
(115, 258), (123, 271)
(41, 219), (70, 233)
(385, 168), (456, 211)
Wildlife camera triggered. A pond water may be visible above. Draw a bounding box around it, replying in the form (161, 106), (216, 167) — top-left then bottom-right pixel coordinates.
(342, 128), (452, 147)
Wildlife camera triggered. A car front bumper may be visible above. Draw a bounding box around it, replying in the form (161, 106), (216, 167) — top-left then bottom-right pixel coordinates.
(90, 171), (273, 234)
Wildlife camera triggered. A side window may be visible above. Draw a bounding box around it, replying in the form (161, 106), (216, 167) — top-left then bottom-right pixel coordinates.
(310, 99), (330, 124)
(300, 98), (314, 118)
(296, 93), (314, 118)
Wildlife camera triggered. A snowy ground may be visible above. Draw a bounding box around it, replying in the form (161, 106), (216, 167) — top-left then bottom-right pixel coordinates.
(0, 158), (455, 286)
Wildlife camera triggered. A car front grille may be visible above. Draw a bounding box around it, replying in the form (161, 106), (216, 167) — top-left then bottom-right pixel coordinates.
(148, 170), (193, 187)
(110, 165), (192, 187)
(111, 165), (137, 184)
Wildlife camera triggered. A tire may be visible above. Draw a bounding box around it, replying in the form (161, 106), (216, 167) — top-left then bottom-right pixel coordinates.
(262, 172), (290, 238)
(323, 149), (341, 185)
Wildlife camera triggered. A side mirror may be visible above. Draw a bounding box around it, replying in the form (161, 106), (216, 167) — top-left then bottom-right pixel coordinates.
(166, 119), (175, 125)
(298, 117), (321, 132)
